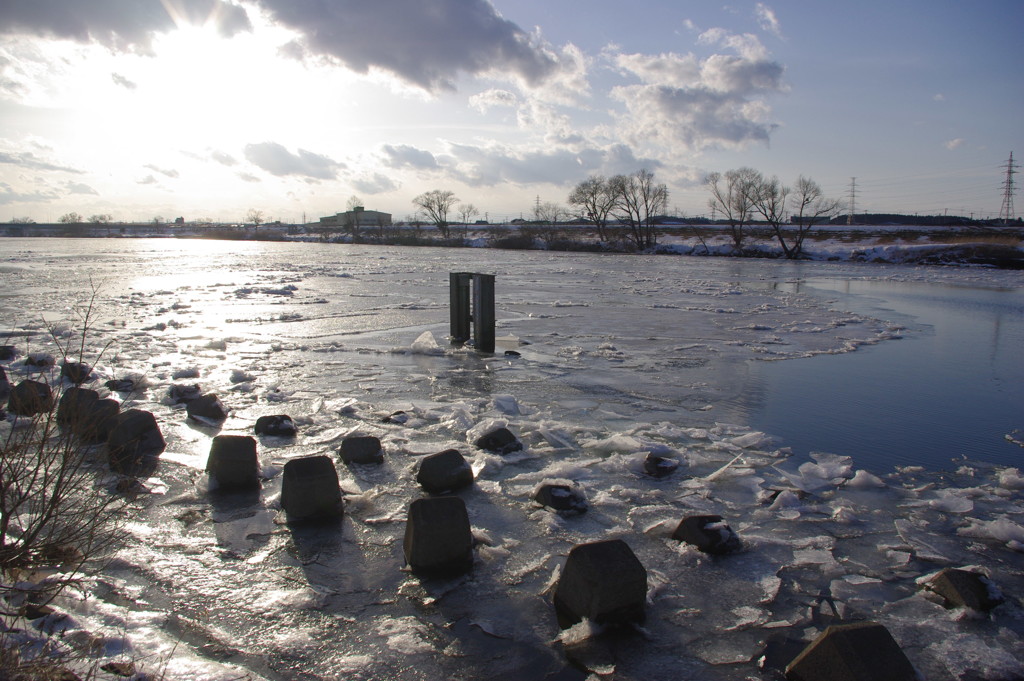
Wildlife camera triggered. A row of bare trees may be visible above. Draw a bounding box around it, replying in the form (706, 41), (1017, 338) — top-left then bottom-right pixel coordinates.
(568, 169), (669, 249)
(705, 168), (842, 259)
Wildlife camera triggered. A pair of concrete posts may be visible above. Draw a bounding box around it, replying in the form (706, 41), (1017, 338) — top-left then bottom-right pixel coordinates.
(449, 272), (495, 353)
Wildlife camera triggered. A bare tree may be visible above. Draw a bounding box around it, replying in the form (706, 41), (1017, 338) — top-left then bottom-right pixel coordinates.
(458, 203), (479, 232)
(245, 208), (265, 229)
(751, 172), (791, 255)
(89, 214), (112, 225)
(412, 190), (458, 238)
(58, 212), (82, 224)
(705, 167), (759, 252)
(568, 176), (616, 242)
(610, 169), (668, 249)
(533, 201), (570, 243)
(787, 176), (842, 258)
(10, 217), (35, 224)
(346, 195), (363, 211)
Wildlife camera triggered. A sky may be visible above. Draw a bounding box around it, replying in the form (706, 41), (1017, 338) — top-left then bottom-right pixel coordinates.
(1, 0), (1021, 224)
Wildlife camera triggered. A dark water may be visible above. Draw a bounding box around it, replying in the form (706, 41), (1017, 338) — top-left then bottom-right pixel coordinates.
(744, 276), (1024, 471)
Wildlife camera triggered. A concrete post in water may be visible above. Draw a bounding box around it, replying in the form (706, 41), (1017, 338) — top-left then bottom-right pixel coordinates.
(449, 272), (495, 353)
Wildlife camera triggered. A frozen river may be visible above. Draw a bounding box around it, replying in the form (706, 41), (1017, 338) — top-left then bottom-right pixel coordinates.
(1, 238), (1022, 680)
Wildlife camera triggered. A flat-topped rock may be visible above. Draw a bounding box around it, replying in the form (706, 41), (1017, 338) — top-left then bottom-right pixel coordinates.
(280, 455), (342, 522)
(922, 568), (1004, 611)
(553, 539), (647, 627)
(473, 426), (522, 455)
(339, 435), (384, 465)
(107, 409), (166, 474)
(416, 449), (473, 494)
(785, 621), (916, 681)
(8, 379), (54, 416)
(672, 514), (742, 555)
(254, 414), (296, 437)
(207, 435), (260, 490)
(403, 496), (473, 577)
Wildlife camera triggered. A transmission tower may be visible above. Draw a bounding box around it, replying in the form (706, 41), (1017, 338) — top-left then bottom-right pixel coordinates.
(847, 177), (857, 225)
(999, 152), (1018, 224)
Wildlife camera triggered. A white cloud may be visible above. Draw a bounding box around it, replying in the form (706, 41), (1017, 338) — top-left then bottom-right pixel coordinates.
(0, 150), (81, 173)
(350, 172), (399, 195)
(111, 72), (136, 89)
(144, 164), (179, 178)
(608, 32), (785, 154)
(244, 142), (344, 180)
(755, 3), (783, 39)
(380, 145), (439, 171)
(469, 88), (519, 114)
(945, 138), (965, 150)
(933, 93), (946, 102)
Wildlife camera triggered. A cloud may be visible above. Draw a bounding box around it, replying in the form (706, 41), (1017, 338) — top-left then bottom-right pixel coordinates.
(64, 181), (98, 195)
(443, 141), (657, 188)
(251, 0), (561, 91)
(469, 88), (519, 114)
(111, 72), (136, 89)
(144, 163), (179, 178)
(0, 0), (251, 53)
(0, 181), (58, 205)
(381, 144), (439, 171)
(0, 150), (82, 173)
(945, 138), (965, 150)
(755, 3), (783, 39)
(350, 172), (398, 194)
(609, 32), (785, 153)
(137, 174), (158, 185)
(210, 150), (237, 166)
(244, 142), (344, 180)
(933, 93), (946, 102)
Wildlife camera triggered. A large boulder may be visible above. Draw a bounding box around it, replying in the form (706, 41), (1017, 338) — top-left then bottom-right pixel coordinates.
(553, 539), (647, 627)
(8, 379), (54, 416)
(339, 435), (384, 465)
(473, 426), (522, 455)
(186, 394), (228, 423)
(921, 568), (1004, 611)
(168, 383), (202, 404)
(0, 366), (9, 403)
(254, 414), (297, 437)
(416, 449), (473, 494)
(206, 435), (260, 490)
(107, 409), (166, 474)
(785, 621), (917, 681)
(0, 345), (16, 361)
(672, 514), (742, 555)
(57, 386), (99, 426)
(60, 361), (92, 385)
(280, 455), (342, 522)
(74, 398), (120, 444)
(403, 496), (473, 577)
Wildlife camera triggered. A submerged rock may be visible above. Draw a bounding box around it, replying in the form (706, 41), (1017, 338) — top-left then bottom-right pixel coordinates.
(60, 361), (92, 384)
(339, 435), (384, 465)
(57, 386), (99, 426)
(672, 514), (742, 555)
(533, 482), (587, 513)
(921, 567), (1004, 611)
(643, 453), (679, 477)
(785, 621), (917, 681)
(416, 449), (473, 494)
(206, 435), (261, 490)
(553, 539), (646, 627)
(403, 496), (473, 577)
(0, 345), (16, 361)
(254, 414), (297, 437)
(186, 394), (228, 423)
(168, 383), (202, 404)
(280, 455), (342, 522)
(474, 426), (522, 455)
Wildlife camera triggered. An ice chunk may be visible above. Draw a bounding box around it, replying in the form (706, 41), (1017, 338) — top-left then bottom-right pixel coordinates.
(957, 517), (1024, 551)
(847, 469), (886, 489)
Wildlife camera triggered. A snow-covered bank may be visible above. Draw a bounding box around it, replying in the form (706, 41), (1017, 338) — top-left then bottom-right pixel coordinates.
(0, 239), (1021, 680)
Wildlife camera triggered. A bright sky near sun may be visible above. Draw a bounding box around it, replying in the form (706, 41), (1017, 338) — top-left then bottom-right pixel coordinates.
(0, 0), (1021, 224)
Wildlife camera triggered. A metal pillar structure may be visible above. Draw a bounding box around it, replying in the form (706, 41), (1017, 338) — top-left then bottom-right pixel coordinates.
(449, 272), (495, 353)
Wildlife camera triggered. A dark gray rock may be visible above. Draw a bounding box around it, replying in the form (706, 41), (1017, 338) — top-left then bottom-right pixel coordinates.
(0, 366), (8, 402)
(672, 514), (742, 555)
(339, 435), (384, 465)
(168, 383), (202, 403)
(79, 398), (120, 445)
(533, 483), (587, 513)
(60, 361), (92, 385)
(381, 410), (408, 424)
(280, 455), (342, 522)
(643, 453), (679, 477)
(0, 345), (16, 361)
(785, 621), (917, 681)
(254, 414), (296, 437)
(206, 435), (260, 490)
(8, 379), (54, 416)
(107, 409), (166, 474)
(416, 449), (473, 494)
(186, 394), (228, 423)
(57, 386), (99, 426)
(922, 568), (1004, 611)
(105, 377), (137, 393)
(474, 426), (522, 454)
(403, 496), (473, 577)
(553, 539), (646, 627)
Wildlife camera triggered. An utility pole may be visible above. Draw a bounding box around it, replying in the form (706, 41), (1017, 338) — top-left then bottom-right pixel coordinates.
(847, 177), (857, 225)
(999, 152), (1018, 224)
